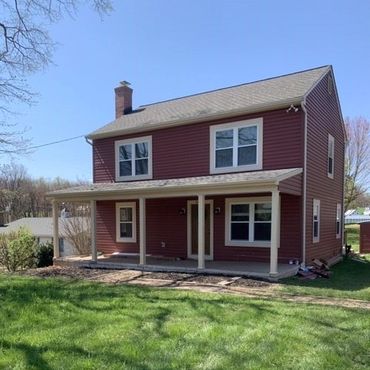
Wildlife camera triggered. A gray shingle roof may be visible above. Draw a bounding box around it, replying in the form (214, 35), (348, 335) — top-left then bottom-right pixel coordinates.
(88, 66), (330, 139)
(48, 168), (302, 199)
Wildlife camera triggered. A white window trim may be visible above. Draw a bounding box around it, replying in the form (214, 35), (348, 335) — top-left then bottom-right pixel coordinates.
(116, 202), (137, 243)
(336, 203), (341, 239)
(328, 134), (334, 179)
(313, 199), (320, 243)
(115, 136), (153, 181)
(225, 196), (271, 248)
(210, 118), (263, 174)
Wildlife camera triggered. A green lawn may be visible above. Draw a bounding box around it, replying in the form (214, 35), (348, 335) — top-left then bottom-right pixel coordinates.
(346, 224), (361, 252)
(0, 275), (369, 370)
(280, 256), (370, 301)
(280, 225), (370, 301)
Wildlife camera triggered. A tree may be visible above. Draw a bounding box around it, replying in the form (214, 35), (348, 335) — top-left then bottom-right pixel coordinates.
(344, 117), (370, 212)
(0, 161), (89, 220)
(0, 0), (112, 154)
(61, 203), (91, 255)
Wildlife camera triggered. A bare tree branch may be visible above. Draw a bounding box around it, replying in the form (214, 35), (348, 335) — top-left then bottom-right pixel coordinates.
(0, 0), (113, 155)
(344, 117), (370, 212)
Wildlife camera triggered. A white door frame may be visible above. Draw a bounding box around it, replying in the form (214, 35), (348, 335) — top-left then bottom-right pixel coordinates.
(187, 199), (214, 260)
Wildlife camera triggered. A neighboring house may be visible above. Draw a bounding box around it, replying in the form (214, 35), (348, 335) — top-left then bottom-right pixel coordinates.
(363, 207), (370, 216)
(345, 209), (356, 217)
(0, 218), (76, 257)
(49, 65), (345, 275)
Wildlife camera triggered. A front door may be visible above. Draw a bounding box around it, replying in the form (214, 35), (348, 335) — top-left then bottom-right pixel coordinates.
(187, 200), (213, 260)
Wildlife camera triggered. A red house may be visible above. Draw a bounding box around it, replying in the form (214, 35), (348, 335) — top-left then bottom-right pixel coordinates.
(49, 66), (345, 278)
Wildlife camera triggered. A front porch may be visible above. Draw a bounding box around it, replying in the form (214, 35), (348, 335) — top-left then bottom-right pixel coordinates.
(55, 254), (299, 280)
(48, 168), (303, 279)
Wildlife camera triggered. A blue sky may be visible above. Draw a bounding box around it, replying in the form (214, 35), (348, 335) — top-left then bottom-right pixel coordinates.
(11, 0), (370, 180)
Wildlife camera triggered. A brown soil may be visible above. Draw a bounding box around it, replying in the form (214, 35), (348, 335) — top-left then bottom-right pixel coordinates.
(18, 266), (370, 310)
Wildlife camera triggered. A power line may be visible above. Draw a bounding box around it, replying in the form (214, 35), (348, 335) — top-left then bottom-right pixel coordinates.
(27, 134), (86, 150)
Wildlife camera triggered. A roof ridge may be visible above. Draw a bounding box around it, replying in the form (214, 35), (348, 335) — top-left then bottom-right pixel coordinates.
(139, 65), (331, 108)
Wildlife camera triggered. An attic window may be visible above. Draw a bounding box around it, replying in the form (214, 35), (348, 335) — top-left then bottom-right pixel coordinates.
(328, 76), (333, 95)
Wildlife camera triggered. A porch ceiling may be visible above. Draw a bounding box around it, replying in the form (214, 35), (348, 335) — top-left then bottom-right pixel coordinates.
(47, 168), (302, 201)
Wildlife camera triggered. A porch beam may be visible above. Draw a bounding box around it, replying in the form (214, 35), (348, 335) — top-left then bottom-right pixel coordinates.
(270, 189), (280, 275)
(198, 194), (205, 269)
(139, 197), (146, 265)
(90, 200), (97, 262)
(52, 200), (60, 259)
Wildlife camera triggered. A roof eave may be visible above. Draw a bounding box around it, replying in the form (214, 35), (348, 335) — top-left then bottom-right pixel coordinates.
(46, 168), (302, 201)
(86, 97), (303, 140)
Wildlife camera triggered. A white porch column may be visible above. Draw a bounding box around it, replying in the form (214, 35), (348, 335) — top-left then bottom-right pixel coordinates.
(90, 200), (97, 262)
(52, 200), (60, 259)
(270, 189), (280, 275)
(198, 194), (205, 269)
(139, 198), (146, 265)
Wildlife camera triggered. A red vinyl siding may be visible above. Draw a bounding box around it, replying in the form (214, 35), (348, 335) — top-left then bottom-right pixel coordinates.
(96, 194), (301, 263)
(279, 174), (302, 196)
(305, 71), (345, 262)
(93, 108), (304, 183)
(360, 222), (370, 254)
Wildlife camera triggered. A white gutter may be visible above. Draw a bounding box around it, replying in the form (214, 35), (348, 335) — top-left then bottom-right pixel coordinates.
(301, 99), (308, 267)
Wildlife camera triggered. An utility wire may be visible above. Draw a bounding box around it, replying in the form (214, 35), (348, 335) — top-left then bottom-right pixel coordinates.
(28, 134), (86, 150)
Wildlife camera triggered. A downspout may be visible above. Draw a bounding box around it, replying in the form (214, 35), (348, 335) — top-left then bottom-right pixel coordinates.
(301, 99), (308, 267)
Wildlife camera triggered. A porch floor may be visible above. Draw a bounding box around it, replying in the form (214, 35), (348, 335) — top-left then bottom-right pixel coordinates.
(55, 255), (299, 280)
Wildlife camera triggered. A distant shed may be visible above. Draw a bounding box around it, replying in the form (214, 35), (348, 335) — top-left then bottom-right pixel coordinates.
(360, 222), (370, 253)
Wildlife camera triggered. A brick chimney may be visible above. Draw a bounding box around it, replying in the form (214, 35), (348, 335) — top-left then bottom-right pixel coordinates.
(115, 81), (133, 118)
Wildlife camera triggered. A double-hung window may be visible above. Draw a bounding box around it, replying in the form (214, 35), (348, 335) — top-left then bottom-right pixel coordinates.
(313, 199), (320, 243)
(116, 202), (136, 242)
(336, 203), (341, 239)
(115, 136), (152, 181)
(328, 134), (334, 178)
(210, 118), (263, 174)
(226, 197), (271, 247)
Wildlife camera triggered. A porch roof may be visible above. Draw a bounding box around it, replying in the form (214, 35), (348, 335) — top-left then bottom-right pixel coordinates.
(47, 168), (302, 201)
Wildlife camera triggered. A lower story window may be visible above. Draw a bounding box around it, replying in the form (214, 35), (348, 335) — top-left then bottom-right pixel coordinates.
(313, 199), (320, 243)
(116, 202), (137, 243)
(336, 203), (341, 239)
(226, 197), (272, 246)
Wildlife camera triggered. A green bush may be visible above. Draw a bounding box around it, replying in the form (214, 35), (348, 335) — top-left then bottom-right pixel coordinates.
(36, 242), (54, 268)
(0, 228), (37, 272)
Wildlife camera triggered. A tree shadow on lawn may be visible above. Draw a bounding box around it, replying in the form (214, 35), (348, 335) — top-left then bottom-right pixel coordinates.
(281, 256), (370, 293)
(0, 275), (279, 323)
(0, 339), (154, 370)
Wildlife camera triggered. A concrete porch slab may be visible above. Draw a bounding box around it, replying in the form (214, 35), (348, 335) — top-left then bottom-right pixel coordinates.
(55, 255), (299, 281)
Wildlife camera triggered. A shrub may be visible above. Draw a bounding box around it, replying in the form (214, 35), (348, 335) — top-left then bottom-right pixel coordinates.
(0, 228), (37, 272)
(36, 242), (54, 267)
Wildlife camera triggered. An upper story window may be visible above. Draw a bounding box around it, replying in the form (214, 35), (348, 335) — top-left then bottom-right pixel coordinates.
(328, 134), (334, 179)
(115, 136), (152, 181)
(210, 118), (263, 174)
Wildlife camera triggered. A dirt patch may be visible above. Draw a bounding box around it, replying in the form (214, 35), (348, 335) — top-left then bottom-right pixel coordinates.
(186, 275), (228, 284)
(230, 278), (271, 288)
(16, 266), (370, 310)
(145, 272), (194, 281)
